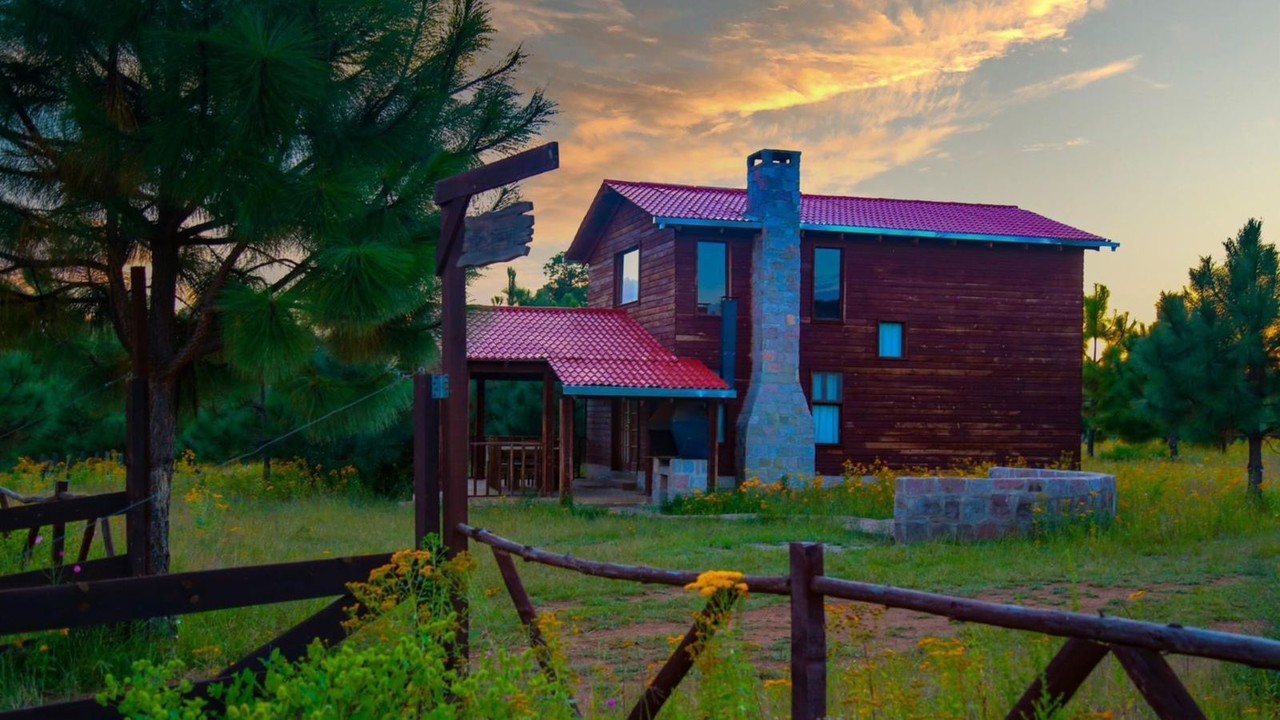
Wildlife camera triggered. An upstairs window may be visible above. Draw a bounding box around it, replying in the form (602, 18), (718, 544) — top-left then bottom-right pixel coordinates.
(617, 248), (639, 305)
(813, 247), (842, 320)
(811, 372), (843, 445)
(879, 322), (905, 358)
(697, 241), (727, 315)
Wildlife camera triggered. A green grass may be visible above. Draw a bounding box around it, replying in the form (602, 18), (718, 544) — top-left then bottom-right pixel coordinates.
(1, 444), (1279, 716)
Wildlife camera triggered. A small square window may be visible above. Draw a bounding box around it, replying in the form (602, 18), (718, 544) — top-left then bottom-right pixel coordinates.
(617, 248), (639, 305)
(811, 372), (843, 445)
(879, 322), (904, 359)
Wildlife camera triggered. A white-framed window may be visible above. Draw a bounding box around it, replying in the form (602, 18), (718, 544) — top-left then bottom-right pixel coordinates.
(879, 321), (905, 359)
(617, 248), (639, 305)
(811, 372), (842, 445)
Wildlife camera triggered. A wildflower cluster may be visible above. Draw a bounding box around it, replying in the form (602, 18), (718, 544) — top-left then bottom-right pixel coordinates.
(663, 465), (896, 519)
(684, 570), (749, 599)
(343, 548), (449, 634)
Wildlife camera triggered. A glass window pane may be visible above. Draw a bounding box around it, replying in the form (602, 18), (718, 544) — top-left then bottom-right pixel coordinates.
(812, 372), (841, 402)
(697, 242), (727, 314)
(619, 249), (639, 305)
(813, 404), (839, 444)
(813, 248), (841, 320)
(879, 322), (904, 358)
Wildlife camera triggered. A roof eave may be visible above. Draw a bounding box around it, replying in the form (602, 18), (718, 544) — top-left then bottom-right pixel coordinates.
(566, 183), (622, 263)
(653, 216), (1117, 249)
(561, 385), (737, 399)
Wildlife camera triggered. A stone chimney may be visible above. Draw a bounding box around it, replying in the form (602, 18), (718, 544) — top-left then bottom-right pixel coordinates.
(735, 149), (815, 483)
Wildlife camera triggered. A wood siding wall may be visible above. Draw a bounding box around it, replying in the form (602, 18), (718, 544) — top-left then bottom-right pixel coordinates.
(797, 235), (1084, 474)
(583, 202), (677, 470)
(671, 231), (755, 476)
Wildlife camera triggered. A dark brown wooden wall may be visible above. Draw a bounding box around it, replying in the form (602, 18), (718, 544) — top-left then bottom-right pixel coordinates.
(797, 234), (1084, 474)
(583, 201), (677, 470)
(582, 196), (1086, 478)
(670, 231), (755, 476)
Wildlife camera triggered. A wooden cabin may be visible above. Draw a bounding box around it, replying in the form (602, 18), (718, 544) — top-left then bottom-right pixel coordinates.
(563, 149), (1117, 485)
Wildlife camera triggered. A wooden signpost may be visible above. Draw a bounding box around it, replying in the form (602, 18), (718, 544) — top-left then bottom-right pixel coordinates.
(421, 143), (559, 665)
(429, 142), (558, 558)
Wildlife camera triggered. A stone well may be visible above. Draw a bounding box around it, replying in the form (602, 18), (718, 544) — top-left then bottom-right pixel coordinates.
(893, 467), (1117, 543)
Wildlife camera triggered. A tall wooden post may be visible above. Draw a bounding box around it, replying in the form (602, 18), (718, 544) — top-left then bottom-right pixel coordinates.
(434, 143), (559, 667)
(473, 378), (486, 487)
(559, 395), (575, 504)
(541, 369), (555, 495)
(790, 542), (827, 720)
(125, 266), (152, 578)
(413, 372), (441, 548)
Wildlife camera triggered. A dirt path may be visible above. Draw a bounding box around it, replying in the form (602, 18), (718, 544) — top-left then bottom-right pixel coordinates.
(550, 577), (1252, 681)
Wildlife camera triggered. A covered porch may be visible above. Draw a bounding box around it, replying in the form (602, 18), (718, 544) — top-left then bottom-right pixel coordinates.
(467, 306), (735, 500)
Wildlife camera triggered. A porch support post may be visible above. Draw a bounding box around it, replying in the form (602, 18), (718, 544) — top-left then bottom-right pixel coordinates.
(559, 395), (575, 504)
(638, 400), (652, 493)
(473, 378), (486, 486)
(541, 369), (555, 495)
(707, 401), (720, 492)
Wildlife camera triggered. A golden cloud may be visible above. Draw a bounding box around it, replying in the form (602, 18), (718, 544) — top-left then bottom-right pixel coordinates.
(472, 0), (1121, 299)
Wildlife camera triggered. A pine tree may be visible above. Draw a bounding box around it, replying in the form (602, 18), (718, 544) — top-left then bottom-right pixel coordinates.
(1186, 219), (1277, 496)
(0, 0), (554, 572)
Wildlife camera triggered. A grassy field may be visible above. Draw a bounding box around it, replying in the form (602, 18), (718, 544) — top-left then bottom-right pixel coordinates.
(1, 444), (1278, 717)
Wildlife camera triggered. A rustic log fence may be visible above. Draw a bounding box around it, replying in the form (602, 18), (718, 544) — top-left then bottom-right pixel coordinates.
(0, 478), (129, 591)
(0, 553), (391, 719)
(459, 524), (1280, 720)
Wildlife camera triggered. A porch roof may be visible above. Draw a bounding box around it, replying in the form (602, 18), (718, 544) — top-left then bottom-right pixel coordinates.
(468, 306), (734, 399)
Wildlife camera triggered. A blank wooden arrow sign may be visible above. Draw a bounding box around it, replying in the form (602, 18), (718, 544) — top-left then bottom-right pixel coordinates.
(457, 201), (535, 268)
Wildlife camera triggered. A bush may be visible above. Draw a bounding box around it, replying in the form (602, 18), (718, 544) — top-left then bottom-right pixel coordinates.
(98, 543), (576, 719)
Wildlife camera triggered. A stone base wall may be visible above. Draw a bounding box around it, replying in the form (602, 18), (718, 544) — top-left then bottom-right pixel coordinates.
(651, 458), (733, 503)
(893, 467), (1116, 543)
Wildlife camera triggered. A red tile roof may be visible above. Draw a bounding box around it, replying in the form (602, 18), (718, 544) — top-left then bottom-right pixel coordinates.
(468, 306), (730, 392)
(602, 180), (1109, 244)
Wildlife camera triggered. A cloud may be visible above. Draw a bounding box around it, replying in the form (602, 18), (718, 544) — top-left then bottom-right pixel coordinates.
(1008, 56), (1141, 103)
(471, 0), (1114, 299)
(1022, 136), (1090, 152)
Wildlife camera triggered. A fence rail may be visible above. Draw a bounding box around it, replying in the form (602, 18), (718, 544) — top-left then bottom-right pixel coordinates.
(0, 478), (127, 592)
(0, 553), (392, 719)
(458, 523), (1280, 720)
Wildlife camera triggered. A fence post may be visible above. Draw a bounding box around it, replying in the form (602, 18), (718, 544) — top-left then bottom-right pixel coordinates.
(790, 542), (827, 720)
(125, 266), (152, 578)
(51, 478), (68, 571)
(413, 372), (441, 548)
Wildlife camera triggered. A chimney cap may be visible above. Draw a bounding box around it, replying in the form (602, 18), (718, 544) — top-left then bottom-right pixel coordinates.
(748, 149), (801, 168)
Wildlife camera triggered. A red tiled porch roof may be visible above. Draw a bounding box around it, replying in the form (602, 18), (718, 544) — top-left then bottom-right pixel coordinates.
(468, 306), (732, 397)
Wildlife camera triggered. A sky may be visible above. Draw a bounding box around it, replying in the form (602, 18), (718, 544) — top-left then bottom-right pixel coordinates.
(473, 0), (1280, 323)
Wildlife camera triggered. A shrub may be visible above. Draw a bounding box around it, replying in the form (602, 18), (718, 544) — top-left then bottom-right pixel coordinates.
(98, 542), (575, 719)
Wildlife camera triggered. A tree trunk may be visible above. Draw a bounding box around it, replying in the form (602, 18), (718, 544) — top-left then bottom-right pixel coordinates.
(259, 382), (271, 485)
(1247, 432), (1264, 498)
(1086, 428), (1095, 458)
(147, 376), (175, 576)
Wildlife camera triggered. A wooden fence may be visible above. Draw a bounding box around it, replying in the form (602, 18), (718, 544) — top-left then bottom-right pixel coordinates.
(0, 479), (129, 591)
(459, 524), (1280, 720)
(0, 553), (391, 719)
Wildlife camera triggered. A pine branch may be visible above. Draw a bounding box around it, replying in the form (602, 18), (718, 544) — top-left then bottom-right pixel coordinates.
(168, 242), (249, 375)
